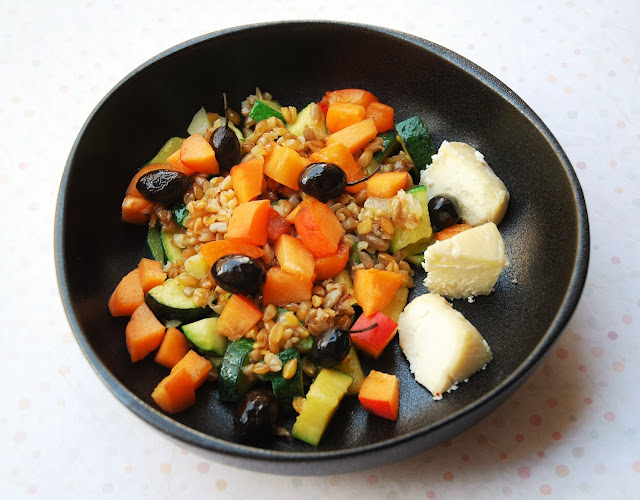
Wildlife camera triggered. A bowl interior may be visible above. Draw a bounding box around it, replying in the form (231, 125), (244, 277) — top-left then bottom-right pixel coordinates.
(57, 22), (588, 472)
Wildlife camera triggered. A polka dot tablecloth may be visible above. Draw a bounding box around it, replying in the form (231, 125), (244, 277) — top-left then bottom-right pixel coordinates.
(2, 0), (638, 498)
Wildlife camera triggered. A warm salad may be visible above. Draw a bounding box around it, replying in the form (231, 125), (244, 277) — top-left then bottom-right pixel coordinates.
(109, 88), (509, 445)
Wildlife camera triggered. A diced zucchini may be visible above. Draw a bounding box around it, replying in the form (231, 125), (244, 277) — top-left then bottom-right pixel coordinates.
(373, 131), (401, 163)
(146, 137), (185, 166)
(336, 346), (365, 395)
(381, 287), (409, 323)
(145, 225), (165, 263)
(145, 278), (210, 323)
(395, 116), (436, 182)
(172, 204), (189, 227)
(181, 317), (228, 356)
(291, 368), (352, 446)
(404, 239), (433, 266)
(389, 185), (432, 252)
(219, 339), (254, 402)
(160, 229), (183, 262)
(287, 102), (316, 136)
(249, 99), (284, 123)
(187, 107), (212, 137)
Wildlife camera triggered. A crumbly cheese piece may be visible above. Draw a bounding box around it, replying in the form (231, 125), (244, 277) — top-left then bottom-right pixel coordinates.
(397, 293), (492, 398)
(419, 141), (509, 226)
(423, 222), (507, 299)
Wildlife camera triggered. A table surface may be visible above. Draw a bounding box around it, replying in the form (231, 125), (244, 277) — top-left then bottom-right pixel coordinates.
(2, 0), (638, 498)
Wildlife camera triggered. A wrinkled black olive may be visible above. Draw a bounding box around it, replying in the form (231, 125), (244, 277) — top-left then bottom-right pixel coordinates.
(310, 327), (353, 368)
(234, 388), (278, 443)
(212, 254), (266, 295)
(210, 125), (241, 172)
(210, 92), (241, 172)
(136, 169), (190, 205)
(298, 162), (381, 202)
(428, 195), (460, 232)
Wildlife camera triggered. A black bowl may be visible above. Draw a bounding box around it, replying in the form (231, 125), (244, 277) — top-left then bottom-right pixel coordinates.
(55, 21), (589, 474)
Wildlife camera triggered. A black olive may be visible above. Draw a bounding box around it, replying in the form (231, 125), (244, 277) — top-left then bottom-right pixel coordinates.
(136, 169), (191, 205)
(212, 254), (266, 295)
(209, 93), (241, 172)
(309, 327), (353, 368)
(298, 163), (346, 202)
(298, 162), (381, 203)
(234, 388), (278, 443)
(428, 195), (460, 232)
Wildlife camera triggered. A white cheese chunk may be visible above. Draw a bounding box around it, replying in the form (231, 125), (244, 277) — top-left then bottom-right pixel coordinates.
(398, 293), (492, 398)
(422, 222), (507, 299)
(420, 141), (509, 226)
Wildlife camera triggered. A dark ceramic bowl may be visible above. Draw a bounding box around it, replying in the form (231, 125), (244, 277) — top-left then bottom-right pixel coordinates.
(55, 21), (589, 474)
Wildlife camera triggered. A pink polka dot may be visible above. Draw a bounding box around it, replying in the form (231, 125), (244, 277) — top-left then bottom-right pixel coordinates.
(547, 397), (558, 408)
(159, 463), (171, 476)
(595, 463), (607, 474)
(591, 346), (604, 358)
(477, 434), (488, 445)
(604, 411), (615, 422)
(518, 466), (531, 479)
(530, 415), (543, 426)
(426, 490), (436, 499)
(599, 380), (609, 388)
(552, 432), (562, 440)
(617, 121), (627, 129)
(556, 465), (570, 477)
(609, 160), (618, 167)
(611, 256), (620, 264)
(443, 471), (454, 482)
(440, 440), (452, 448)
(28, 485), (37, 495)
(367, 474), (378, 484)
(493, 416), (506, 428)
(556, 348), (569, 359)
(515, 434), (525, 443)
(623, 315), (632, 325)
(462, 454), (470, 462)
(576, 161), (587, 169)
(632, 461), (640, 472)
(196, 462), (209, 474)
(579, 364), (587, 372)
(499, 452), (508, 460)
(608, 331), (618, 340)
(58, 365), (70, 375)
(14, 431), (26, 443)
(502, 486), (512, 496)
(537, 450), (545, 458)
(19, 162), (28, 170)
(540, 484), (552, 495)
(18, 398), (30, 410)
(613, 361), (625, 372)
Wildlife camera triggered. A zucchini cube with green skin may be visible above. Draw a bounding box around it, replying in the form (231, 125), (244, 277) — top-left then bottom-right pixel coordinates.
(389, 185), (433, 253)
(146, 137), (184, 166)
(249, 99), (284, 123)
(373, 131), (401, 163)
(181, 317), (228, 356)
(287, 102), (316, 136)
(218, 339), (254, 403)
(291, 368), (352, 446)
(395, 116), (436, 182)
(160, 229), (183, 263)
(145, 225), (165, 263)
(259, 348), (304, 409)
(145, 278), (210, 323)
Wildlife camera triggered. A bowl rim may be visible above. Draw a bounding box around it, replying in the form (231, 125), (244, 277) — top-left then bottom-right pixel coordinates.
(55, 19), (590, 467)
